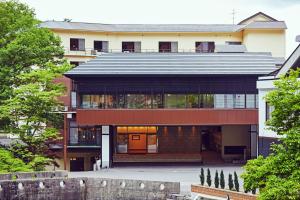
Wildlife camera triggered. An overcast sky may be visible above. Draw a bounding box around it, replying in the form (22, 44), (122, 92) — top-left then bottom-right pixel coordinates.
(20, 0), (300, 56)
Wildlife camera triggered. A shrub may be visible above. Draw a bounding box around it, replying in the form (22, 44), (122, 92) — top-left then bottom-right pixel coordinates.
(199, 168), (205, 185)
(214, 170), (219, 188)
(228, 173), (234, 190)
(234, 171), (240, 192)
(220, 170), (225, 189)
(206, 168), (212, 187)
(0, 148), (32, 173)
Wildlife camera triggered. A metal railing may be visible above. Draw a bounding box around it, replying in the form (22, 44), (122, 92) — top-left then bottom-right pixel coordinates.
(63, 48), (215, 56)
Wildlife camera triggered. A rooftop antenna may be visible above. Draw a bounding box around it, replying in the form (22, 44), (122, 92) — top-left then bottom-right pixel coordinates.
(231, 9), (236, 24)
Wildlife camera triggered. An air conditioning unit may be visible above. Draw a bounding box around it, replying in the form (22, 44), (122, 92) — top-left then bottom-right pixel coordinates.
(91, 50), (97, 55)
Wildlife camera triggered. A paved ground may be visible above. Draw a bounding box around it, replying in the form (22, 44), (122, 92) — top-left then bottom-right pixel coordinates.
(69, 165), (244, 195)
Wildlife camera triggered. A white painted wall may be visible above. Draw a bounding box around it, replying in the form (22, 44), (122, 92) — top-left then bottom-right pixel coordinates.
(257, 79), (279, 138)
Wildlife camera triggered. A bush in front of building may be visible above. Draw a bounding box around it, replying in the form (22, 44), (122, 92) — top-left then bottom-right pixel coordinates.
(234, 171), (240, 192)
(228, 173), (234, 190)
(199, 168), (205, 185)
(214, 170), (219, 188)
(220, 170), (225, 189)
(206, 168), (212, 187)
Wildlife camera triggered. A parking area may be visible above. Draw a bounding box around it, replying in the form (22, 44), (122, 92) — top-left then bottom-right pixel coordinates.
(68, 165), (244, 194)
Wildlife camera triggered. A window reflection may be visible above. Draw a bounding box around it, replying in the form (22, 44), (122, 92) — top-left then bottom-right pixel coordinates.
(80, 93), (257, 109)
(165, 94), (186, 108)
(186, 94), (199, 108)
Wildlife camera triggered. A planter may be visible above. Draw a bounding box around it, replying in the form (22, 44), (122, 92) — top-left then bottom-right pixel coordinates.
(191, 184), (257, 200)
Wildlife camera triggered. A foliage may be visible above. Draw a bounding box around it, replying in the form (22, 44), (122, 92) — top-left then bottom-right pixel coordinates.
(206, 168), (212, 187)
(200, 168), (205, 185)
(234, 171), (239, 192)
(214, 170), (219, 188)
(0, 148), (32, 173)
(0, 0), (71, 171)
(220, 170), (225, 189)
(228, 173), (234, 190)
(242, 69), (300, 199)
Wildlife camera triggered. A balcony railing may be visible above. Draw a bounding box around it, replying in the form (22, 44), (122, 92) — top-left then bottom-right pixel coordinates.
(63, 48), (213, 56)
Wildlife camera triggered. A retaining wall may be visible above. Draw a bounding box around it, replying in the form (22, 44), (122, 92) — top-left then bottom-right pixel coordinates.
(0, 177), (180, 200)
(0, 171), (67, 180)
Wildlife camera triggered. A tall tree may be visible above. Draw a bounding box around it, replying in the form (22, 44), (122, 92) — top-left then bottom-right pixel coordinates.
(0, 0), (70, 171)
(242, 69), (300, 199)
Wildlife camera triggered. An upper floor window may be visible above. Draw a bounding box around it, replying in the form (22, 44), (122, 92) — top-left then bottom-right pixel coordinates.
(70, 38), (85, 51)
(266, 102), (275, 121)
(195, 42), (215, 53)
(79, 93), (258, 109)
(159, 42), (178, 53)
(122, 42), (141, 53)
(226, 41), (242, 45)
(94, 41), (109, 52)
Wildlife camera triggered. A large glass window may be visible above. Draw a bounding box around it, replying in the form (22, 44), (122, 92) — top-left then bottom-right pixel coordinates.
(195, 42), (215, 53)
(126, 94), (151, 109)
(165, 94), (186, 108)
(225, 94), (234, 108)
(81, 95), (91, 108)
(234, 94), (245, 108)
(147, 134), (157, 153)
(200, 94), (214, 108)
(70, 38), (85, 51)
(117, 134), (128, 153)
(106, 95), (117, 108)
(79, 93), (257, 109)
(152, 94), (163, 108)
(186, 94), (199, 108)
(69, 124), (101, 146)
(214, 94), (225, 108)
(118, 94), (126, 108)
(90, 95), (105, 108)
(246, 94), (255, 108)
(266, 102), (275, 121)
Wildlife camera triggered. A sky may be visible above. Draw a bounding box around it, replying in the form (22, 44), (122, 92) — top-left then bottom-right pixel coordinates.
(20, 0), (300, 56)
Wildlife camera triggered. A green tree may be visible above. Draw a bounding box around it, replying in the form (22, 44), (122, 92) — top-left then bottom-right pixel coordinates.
(234, 171), (239, 192)
(206, 168), (212, 187)
(0, 148), (32, 173)
(0, 0), (64, 102)
(0, 0), (70, 171)
(220, 170), (225, 189)
(214, 170), (219, 188)
(199, 168), (205, 185)
(228, 173), (234, 190)
(242, 69), (300, 199)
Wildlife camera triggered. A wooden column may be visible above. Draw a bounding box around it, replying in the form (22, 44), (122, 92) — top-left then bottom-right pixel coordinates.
(63, 113), (67, 170)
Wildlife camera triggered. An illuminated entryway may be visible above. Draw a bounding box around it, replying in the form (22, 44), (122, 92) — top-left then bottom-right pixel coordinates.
(116, 126), (158, 154)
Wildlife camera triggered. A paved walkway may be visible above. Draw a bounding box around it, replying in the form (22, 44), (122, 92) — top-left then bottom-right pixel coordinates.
(69, 165), (244, 194)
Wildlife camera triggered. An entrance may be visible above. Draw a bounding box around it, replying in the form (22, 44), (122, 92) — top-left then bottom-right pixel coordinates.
(70, 157), (84, 171)
(128, 133), (147, 153)
(116, 126), (158, 154)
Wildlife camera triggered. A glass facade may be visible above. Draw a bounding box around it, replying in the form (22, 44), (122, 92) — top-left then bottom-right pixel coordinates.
(80, 93), (258, 109)
(69, 122), (101, 146)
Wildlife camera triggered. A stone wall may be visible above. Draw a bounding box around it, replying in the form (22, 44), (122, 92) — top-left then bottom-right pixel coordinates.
(0, 171), (67, 180)
(191, 184), (257, 200)
(0, 177), (180, 200)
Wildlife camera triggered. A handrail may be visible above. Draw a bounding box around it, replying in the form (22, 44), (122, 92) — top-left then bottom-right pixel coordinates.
(63, 48), (216, 56)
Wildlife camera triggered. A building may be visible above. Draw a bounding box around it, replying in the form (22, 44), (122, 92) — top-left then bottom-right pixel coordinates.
(257, 36), (300, 156)
(41, 12), (287, 171)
